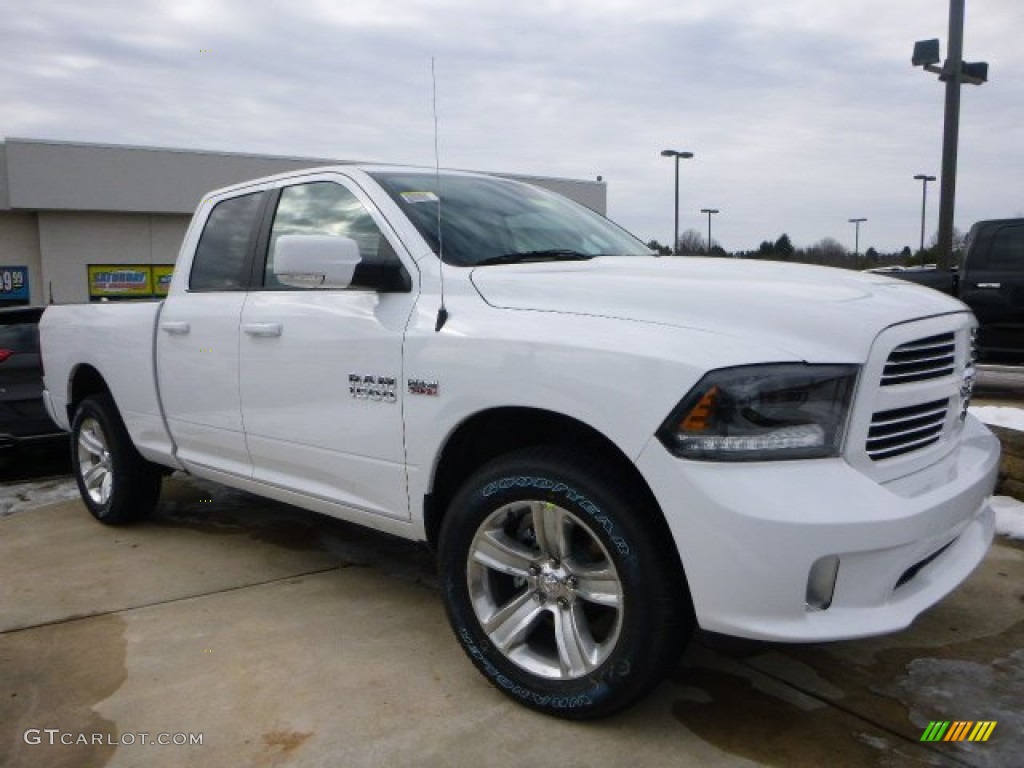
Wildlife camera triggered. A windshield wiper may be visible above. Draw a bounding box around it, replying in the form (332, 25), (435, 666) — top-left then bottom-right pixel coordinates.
(476, 250), (597, 266)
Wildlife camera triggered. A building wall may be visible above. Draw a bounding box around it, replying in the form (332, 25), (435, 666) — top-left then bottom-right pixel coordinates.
(0, 213), (43, 305)
(37, 213), (189, 304)
(2, 139), (608, 305)
(3, 139), (607, 216)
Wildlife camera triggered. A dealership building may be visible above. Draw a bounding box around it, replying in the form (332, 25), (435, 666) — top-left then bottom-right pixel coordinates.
(0, 138), (607, 306)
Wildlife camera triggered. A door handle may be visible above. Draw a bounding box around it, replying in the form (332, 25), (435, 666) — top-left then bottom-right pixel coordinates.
(242, 322), (283, 338)
(160, 321), (190, 335)
(975, 282), (1001, 289)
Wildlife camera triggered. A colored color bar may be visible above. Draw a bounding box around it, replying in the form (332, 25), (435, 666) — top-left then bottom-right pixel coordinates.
(945, 721), (972, 741)
(921, 721), (950, 742)
(968, 722), (997, 742)
(922, 719), (996, 743)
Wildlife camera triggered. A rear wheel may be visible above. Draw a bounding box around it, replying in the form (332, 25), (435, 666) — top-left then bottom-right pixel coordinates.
(438, 447), (694, 719)
(71, 393), (162, 524)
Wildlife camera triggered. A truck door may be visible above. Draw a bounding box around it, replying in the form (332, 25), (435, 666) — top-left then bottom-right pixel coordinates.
(156, 190), (267, 478)
(962, 222), (1024, 358)
(238, 177), (416, 520)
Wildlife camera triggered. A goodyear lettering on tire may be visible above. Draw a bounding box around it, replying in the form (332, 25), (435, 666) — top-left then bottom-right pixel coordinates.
(481, 475), (630, 555)
(457, 628), (593, 709)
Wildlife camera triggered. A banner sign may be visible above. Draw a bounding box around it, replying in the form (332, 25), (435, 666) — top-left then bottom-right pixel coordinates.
(153, 265), (174, 296)
(88, 265), (173, 300)
(0, 267), (30, 301)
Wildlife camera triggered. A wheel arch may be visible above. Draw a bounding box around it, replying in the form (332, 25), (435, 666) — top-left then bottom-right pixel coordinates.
(68, 364), (112, 421)
(424, 406), (674, 556)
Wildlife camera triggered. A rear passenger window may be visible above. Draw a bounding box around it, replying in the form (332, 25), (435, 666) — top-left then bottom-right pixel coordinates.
(988, 226), (1024, 272)
(190, 192), (265, 291)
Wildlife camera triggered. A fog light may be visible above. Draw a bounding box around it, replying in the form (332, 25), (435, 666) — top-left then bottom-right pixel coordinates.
(805, 555), (840, 611)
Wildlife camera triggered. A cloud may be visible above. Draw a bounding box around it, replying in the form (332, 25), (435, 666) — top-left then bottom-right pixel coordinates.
(1, 0), (1021, 252)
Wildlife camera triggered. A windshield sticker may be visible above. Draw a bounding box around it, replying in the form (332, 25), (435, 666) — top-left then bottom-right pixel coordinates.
(400, 191), (440, 204)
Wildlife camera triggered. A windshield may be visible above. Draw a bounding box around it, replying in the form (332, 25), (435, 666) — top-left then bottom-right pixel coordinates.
(369, 171), (652, 266)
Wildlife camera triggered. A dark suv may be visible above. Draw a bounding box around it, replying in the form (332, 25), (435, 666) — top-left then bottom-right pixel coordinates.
(0, 306), (65, 447)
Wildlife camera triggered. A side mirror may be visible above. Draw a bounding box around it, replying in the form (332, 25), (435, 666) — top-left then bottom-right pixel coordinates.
(273, 235), (362, 289)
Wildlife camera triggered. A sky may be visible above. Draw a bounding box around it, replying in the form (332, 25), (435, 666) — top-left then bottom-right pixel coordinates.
(2, 0), (1022, 254)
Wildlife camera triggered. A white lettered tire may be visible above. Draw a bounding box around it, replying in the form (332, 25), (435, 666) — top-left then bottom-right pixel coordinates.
(438, 447), (694, 719)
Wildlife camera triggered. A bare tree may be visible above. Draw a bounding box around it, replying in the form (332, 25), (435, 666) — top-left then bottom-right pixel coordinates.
(804, 237), (847, 266)
(676, 228), (706, 255)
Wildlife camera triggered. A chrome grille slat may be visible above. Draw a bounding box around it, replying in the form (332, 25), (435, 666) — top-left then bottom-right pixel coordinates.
(866, 397), (949, 461)
(881, 333), (956, 386)
(869, 421), (945, 444)
(886, 352), (955, 367)
(870, 405), (947, 428)
(889, 339), (955, 354)
(868, 436), (937, 460)
(881, 367), (956, 383)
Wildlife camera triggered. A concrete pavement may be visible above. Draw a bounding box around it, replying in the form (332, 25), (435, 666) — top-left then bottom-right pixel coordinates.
(2, 476), (1022, 768)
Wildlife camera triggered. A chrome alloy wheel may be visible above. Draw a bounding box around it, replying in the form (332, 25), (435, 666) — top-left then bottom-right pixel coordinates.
(77, 417), (113, 505)
(467, 500), (624, 680)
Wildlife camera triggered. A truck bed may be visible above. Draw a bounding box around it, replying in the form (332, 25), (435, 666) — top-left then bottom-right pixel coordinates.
(887, 267), (956, 293)
(40, 301), (178, 466)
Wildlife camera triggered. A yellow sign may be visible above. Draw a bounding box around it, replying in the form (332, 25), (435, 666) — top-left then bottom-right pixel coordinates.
(87, 265), (173, 300)
(153, 265), (174, 296)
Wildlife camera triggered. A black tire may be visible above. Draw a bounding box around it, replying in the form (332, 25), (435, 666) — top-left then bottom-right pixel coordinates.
(438, 446), (694, 719)
(70, 393), (162, 524)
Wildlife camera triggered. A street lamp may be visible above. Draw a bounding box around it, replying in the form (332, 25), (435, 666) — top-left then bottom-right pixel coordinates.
(912, 1), (988, 270)
(913, 174), (937, 254)
(660, 149), (694, 254)
(849, 218), (867, 257)
(700, 208), (719, 255)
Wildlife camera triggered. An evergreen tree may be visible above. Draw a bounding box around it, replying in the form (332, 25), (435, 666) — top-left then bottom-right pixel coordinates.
(773, 234), (795, 260)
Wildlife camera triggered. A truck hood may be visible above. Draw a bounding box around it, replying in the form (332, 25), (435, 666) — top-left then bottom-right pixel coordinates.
(470, 257), (968, 362)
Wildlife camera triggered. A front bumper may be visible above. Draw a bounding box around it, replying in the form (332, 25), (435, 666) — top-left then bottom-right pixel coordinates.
(636, 414), (1000, 642)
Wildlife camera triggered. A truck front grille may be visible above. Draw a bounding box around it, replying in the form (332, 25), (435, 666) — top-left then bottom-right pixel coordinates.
(881, 333), (956, 386)
(867, 398), (949, 461)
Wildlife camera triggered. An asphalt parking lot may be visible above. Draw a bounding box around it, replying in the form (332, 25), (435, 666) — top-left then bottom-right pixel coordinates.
(1, 442), (1022, 768)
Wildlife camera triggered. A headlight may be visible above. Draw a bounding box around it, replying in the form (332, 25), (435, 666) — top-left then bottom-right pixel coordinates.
(657, 364), (858, 461)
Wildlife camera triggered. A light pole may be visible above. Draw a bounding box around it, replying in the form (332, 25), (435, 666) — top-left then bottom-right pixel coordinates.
(849, 218), (867, 258)
(912, 1), (988, 270)
(660, 149), (694, 254)
(700, 208), (719, 254)
(913, 174), (936, 254)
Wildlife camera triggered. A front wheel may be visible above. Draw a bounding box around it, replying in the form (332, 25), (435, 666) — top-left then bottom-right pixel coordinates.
(71, 393), (162, 524)
(438, 447), (694, 719)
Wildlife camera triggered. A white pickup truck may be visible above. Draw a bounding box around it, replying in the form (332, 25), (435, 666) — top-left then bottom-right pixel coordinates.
(40, 166), (1000, 718)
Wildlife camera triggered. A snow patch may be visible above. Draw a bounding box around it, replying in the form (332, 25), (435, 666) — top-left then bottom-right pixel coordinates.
(993, 496), (1024, 541)
(881, 651), (1024, 768)
(970, 405), (1024, 432)
(855, 733), (889, 752)
(0, 477), (80, 518)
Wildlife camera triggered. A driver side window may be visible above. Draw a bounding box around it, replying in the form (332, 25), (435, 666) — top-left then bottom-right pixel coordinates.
(988, 225), (1024, 272)
(264, 182), (401, 289)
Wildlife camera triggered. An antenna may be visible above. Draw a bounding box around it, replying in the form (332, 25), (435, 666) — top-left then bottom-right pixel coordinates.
(432, 57), (449, 332)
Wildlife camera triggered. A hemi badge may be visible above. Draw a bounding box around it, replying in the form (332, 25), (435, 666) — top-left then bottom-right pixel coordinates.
(408, 378), (439, 397)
